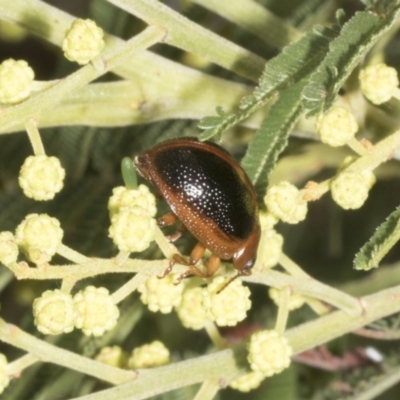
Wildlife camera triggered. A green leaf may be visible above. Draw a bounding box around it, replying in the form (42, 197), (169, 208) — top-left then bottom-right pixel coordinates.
(354, 204), (400, 271)
(303, 5), (400, 116)
(198, 25), (337, 141)
(241, 79), (306, 202)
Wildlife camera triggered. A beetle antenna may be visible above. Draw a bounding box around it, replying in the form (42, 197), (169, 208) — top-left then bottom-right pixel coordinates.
(216, 273), (240, 294)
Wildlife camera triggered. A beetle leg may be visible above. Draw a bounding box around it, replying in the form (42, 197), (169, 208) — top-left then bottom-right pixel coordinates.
(157, 213), (186, 243)
(175, 242), (209, 280)
(158, 253), (188, 279)
(166, 223), (185, 243)
(157, 212), (179, 227)
(216, 268), (252, 293)
(206, 254), (221, 276)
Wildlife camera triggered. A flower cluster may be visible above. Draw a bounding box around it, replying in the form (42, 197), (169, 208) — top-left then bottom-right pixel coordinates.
(359, 63), (399, 104)
(0, 58), (34, 104)
(15, 214), (63, 265)
(108, 185), (157, 253)
(138, 274), (183, 313)
(62, 19), (104, 65)
(247, 330), (292, 376)
(33, 286), (119, 337)
(19, 155), (65, 201)
(96, 346), (126, 368)
(0, 231), (19, 266)
(128, 341), (170, 369)
(264, 182), (307, 224)
(315, 106), (358, 147)
(202, 276), (251, 327)
(331, 169), (375, 210)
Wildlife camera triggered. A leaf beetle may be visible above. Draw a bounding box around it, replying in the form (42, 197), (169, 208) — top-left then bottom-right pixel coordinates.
(134, 137), (260, 280)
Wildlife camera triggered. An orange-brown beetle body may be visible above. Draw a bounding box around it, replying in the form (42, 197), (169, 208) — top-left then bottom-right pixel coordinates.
(134, 137), (260, 277)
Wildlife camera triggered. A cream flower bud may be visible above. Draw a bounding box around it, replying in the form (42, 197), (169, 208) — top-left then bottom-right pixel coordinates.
(19, 155), (65, 201)
(176, 287), (208, 330)
(315, 106), (358, 147)
(359, 63), (399, 104)
(260, 230), (283, 269)
(108, 185), (156, 218)
(74, 286), (119, 336)
(96, 346), (126, 368)
(0, 59), (34, 104)
(247, 330), (292, 376)
(15, 214), (63, 264)
(33, 289), (76, 335)
(128, 341), (170, 369)
(264, 182), (307, 224)
(269, 287), (305, 311)
(331, 170), (374, 210)
(259, 211), (279, 230)
(0, 231), (18, 266)
(138, 274), (183, 314)
(109, 207), (156, 252)
(62, 19), (104, 65)
(0, 354), (9, 394)
(229, 371), (265, 392)
(202, 276), (251, 327)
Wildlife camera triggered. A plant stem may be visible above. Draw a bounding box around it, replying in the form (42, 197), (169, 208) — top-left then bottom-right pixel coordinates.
(346, 366), (400, 400)
(111, 273), (147, 304)
(24, 119), (45, 155)
(193, 0), (302, 49)
(0, 319), (136, 385)
(193, 378), (220, 400)
(274, 287), (290, 334)
(105, 0), (265, 81)
(6, 353), (39, 376)
(204, 321), (227, 349)
(245, 270), (362, 316)
(0, 25), (166, 133)
(347, 137), (370, 156)
(57, 244), (91, 265)
(154, 227), (177, 259)
(66, 283), (400, 400)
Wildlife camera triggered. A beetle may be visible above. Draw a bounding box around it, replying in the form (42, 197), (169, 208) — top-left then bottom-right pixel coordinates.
(134, 137), (260, 280)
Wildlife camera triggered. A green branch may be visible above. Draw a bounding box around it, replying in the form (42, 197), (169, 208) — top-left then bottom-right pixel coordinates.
(0, 25), (166, 133)
(193, 0), (302, 49)
(59, 283), (400, 400)
(0, 319), (136, 385)
(105, 0), (266, 81)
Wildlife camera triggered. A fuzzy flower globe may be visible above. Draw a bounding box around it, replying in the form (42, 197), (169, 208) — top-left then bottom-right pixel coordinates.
(359, 63), (399, 104)
(19, 155), (65, 201)
(230, 371), (265, 392)
(264, 182), (307, 224)
(331, 170), (375, 210)
(96, 346), (126, 368)
(15, 214), (63, 264)
(0, 58), (34, 104)
(269, 287), (305, 311)
(0, 231), (19, 266)
(33, 289), (76, 335)
(108, 185), (157, 218)
(109, 207), (156, 253)
(247, 330), (292, 377)
(258, 229), (283, 269)
(128, 341), (170, 369)
(315, 106), (358, 147)
(74, 286), (119, 336)
(138, 274), (183, 314)
(202, 276), (251, 327)
(62, 19), (104, 65)
(176, 286), (208, 330)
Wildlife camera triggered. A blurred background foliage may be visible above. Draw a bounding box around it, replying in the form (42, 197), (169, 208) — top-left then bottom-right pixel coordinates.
(1, 0), (400, 399)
